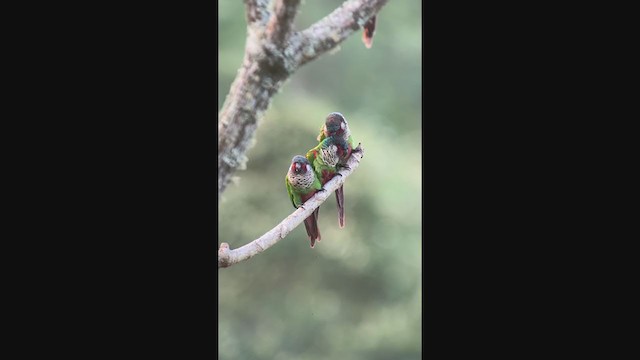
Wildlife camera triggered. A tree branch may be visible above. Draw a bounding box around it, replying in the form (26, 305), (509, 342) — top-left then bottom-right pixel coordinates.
(266, 0), (302, 46)
(244, 0), (271, 30)
(218, 52), (283, 197)
(218, 0), (387, 198)
(297, 0), (388, 66)
(218, 145), (365, 268)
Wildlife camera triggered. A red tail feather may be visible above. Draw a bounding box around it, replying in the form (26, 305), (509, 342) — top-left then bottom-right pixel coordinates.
(336, 185), (345, 228)
(303, 207), (322, 248)
(314, 207), (321, 241)
(303, 216), (317, 248)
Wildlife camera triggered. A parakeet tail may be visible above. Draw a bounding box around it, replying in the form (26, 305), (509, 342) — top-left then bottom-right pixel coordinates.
(313, 207), (321, 241)
(336, 185), (345, 228)
(303, 215), (318, 248)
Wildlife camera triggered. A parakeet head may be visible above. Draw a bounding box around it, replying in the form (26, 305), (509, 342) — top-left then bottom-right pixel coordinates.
(290, 155), (313, 175)
(323, 112), (348, 137)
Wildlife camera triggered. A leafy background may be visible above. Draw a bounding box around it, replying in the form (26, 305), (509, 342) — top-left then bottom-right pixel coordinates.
(219, 1), (421, 359)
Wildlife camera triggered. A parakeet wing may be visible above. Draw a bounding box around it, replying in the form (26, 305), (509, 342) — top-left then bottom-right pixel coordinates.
(306, 146), (325, 180)
(305, 146), (316, 163)
(285, 176), (299, 209)
(317, 126), (326, 142)
(312, 171), (322, 190)
(347, 135), (355, 149)
(306, 147), (320, 169)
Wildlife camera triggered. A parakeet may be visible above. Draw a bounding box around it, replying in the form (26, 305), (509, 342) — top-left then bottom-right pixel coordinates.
(316, 112), (361, 228)
(286, 155), (324, 248)
(306, 134), (351, 229)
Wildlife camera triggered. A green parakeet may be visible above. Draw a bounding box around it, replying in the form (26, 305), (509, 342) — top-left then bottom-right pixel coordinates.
(286, 155), (324, 248)
(307, 131), (352, 228)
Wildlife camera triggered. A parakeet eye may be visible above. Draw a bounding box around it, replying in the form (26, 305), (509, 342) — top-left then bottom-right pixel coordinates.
(306, 164), (312, 173)
(340, 122), (345, 130)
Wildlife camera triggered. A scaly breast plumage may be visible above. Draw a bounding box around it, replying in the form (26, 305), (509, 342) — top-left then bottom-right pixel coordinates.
(288, 172), (315, 189)
(321, 145), (339, 167)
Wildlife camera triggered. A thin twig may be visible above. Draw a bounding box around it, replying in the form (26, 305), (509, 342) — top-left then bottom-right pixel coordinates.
(218, 145), (365, 268)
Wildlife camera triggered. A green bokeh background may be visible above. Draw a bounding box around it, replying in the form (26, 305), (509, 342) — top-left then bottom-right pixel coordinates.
(219, 1), (421, 359)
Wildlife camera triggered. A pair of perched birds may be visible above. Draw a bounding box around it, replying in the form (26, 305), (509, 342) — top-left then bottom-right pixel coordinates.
(285, 112), (360, 248)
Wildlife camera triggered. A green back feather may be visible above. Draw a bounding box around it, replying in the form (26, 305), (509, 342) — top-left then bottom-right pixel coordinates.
(306, 139), (339, 180)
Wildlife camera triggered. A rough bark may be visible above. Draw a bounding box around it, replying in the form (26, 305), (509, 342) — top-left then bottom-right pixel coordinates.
(266, 0), (302, 46)
(218, 0), (388, 198)
(218, 145), (364, 268)
(244, 0), (271, 29)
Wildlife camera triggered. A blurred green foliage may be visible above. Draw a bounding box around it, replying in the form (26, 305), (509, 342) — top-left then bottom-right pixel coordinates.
(219, 1), (421, 359)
